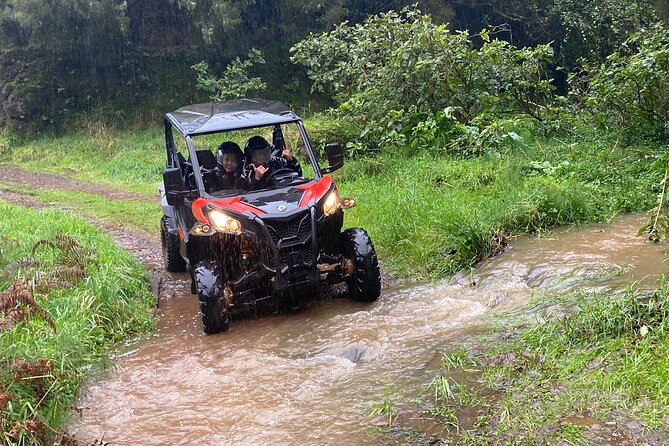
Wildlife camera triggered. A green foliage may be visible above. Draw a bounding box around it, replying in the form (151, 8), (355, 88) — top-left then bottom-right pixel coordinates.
(552, 0), (658, 63)
(337, 126), (660, 277)
(291, 7), (556, 154)
(193, 49), (267, 101)
(3, 121), (660, 280)
(0, 0), (661, 132)
(508, 279), (669, 425)
(448, 0), (658, 67)
(582, 23), (669, 136)
(0, 203), (154, 444)
(402, 110), (530, 156)
(562, 278), (669, 341)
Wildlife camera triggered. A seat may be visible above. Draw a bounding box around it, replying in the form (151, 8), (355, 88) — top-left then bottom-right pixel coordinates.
(192, 149), (217, 170)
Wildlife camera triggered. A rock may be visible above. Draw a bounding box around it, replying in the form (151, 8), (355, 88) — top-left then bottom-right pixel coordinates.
(487, 291), (506, 308)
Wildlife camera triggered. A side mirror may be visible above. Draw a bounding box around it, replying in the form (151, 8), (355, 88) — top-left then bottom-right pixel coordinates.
(163, 168), (185, 206)
(322, 142), (344, 174)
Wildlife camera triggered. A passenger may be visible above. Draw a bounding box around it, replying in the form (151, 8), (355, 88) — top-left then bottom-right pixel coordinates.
(204, 141), (245, 191)
(244, 135), (302, 189)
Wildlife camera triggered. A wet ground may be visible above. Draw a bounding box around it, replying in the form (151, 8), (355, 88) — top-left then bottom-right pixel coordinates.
(70, 215), (667, 446)
(1, 167), (667, 445)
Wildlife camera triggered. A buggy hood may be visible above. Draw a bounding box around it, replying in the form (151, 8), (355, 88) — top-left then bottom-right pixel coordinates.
(192, 177), (335, 221)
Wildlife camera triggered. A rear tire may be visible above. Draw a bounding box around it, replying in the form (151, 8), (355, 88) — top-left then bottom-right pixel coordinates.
(161, 216), (186, 272)
(341, 228), (381, 302)
(194, 260), (229, 334)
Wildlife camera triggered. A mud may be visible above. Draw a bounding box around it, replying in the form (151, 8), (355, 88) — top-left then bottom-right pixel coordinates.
(68, 214), (667, 446)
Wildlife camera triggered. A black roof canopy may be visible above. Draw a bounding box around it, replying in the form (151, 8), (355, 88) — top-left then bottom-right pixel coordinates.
(167, 99), (301, 136)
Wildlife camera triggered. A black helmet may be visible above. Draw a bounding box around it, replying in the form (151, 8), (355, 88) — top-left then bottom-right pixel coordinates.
(216, 141), (243, 166)
(245, 136), (272, 166)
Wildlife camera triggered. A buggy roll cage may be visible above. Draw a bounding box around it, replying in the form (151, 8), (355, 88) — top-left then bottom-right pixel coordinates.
(163, 99), (323, 199)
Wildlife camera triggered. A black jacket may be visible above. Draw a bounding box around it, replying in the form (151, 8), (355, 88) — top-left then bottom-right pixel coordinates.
(203, 167), (247, 192)
(246, 156), (302, 190)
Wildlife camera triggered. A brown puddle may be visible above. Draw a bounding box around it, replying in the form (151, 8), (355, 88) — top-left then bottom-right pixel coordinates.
(70, 214), (668, 445)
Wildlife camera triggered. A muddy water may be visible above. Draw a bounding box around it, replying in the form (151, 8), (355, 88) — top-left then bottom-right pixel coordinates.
(71, 214), (667, 445)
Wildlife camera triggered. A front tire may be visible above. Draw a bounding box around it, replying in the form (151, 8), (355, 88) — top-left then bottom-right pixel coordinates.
(194, 260), (229, 334)
(161, 216), (186, 273)
(341, 228), (381, 302)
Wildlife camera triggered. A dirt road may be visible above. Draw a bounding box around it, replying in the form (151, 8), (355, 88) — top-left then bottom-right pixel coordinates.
(1, 167), (667, 445)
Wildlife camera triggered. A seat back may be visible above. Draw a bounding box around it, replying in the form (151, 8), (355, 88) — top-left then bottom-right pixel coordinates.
(193, 149), (217, 169)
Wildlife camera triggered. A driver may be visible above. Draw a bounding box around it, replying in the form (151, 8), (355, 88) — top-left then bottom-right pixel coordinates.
(244, 135), (302, 189)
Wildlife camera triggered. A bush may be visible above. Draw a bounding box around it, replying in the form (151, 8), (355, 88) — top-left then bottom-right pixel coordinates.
(581, 23), (669, 137)
(291, 7), (556, 155)
(192, 49), (267, 101)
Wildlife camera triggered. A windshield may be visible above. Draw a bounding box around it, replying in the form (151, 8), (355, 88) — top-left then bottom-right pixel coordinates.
(189, 122), (317, 197)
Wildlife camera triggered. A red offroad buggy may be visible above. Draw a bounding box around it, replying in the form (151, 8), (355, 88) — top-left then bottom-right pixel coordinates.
(160, 99), (381, 334)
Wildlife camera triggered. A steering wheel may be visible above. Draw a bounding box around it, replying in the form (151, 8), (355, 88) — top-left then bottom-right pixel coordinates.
(263, 168), (298, 186)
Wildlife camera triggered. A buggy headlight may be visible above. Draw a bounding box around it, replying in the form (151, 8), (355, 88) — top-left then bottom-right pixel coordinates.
(322, 190), (340, 216)
(208, 209), (242, 235)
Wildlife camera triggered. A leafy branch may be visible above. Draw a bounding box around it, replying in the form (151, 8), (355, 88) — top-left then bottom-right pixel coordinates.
(192, 49), (267, 101)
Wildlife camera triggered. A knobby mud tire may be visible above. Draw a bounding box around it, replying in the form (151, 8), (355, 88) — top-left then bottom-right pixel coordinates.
(341, 228), (381, 302)
(195, 260), (230, 334)
(161, 216), (186, 273)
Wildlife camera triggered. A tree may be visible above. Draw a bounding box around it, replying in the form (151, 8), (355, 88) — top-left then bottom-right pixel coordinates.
(192, 49), (267, 101)
(446, 0), (658, 67)
(291, 7), (555, 153)
(584, 23), (669, 129)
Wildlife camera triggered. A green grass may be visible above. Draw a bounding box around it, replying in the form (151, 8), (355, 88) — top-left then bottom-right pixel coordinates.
(0, 127), (164, 196)
(0, 183), (161, 234)
(0, 202), (155, 445)
(0, 122), (663, 279)
(397, 278), (669, 444)
(335, 131), (661, 277)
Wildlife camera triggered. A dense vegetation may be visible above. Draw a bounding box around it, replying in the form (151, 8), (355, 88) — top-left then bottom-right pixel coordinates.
(0, 118), (663, 278)
(0, 203), (154, 445)
(0, 0), (666, 131)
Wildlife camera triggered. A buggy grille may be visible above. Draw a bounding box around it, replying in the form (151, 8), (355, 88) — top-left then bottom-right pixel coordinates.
(262, 212), (314, 273)
(266, 213), (311, 245)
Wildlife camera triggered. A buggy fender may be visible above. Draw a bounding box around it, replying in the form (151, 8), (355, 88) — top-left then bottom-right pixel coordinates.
(159, 184), (177, 231)
(297, 177), (335, 207)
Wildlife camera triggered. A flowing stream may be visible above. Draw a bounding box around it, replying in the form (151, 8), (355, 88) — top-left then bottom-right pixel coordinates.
(71, 214), (668, 445)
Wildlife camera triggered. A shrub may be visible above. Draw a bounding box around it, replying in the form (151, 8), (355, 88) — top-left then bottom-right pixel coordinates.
(582, 23), (669, 137)
(291, 7), (556, 155)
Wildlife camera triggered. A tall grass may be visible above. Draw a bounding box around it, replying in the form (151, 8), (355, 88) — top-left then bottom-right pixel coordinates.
(0, 202), (154, 445)
(335, 132), (660, 277)
(405, 279), (669, 444)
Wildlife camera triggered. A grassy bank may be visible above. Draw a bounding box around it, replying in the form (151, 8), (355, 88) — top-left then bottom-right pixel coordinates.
(0, 127), (164, 197)
(0, 123), (663, 278)
(337, 133), (661, 277)
(380, 278), (669, 445)
(0, 202), (155, 445)
(0, 184), (161, 234)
